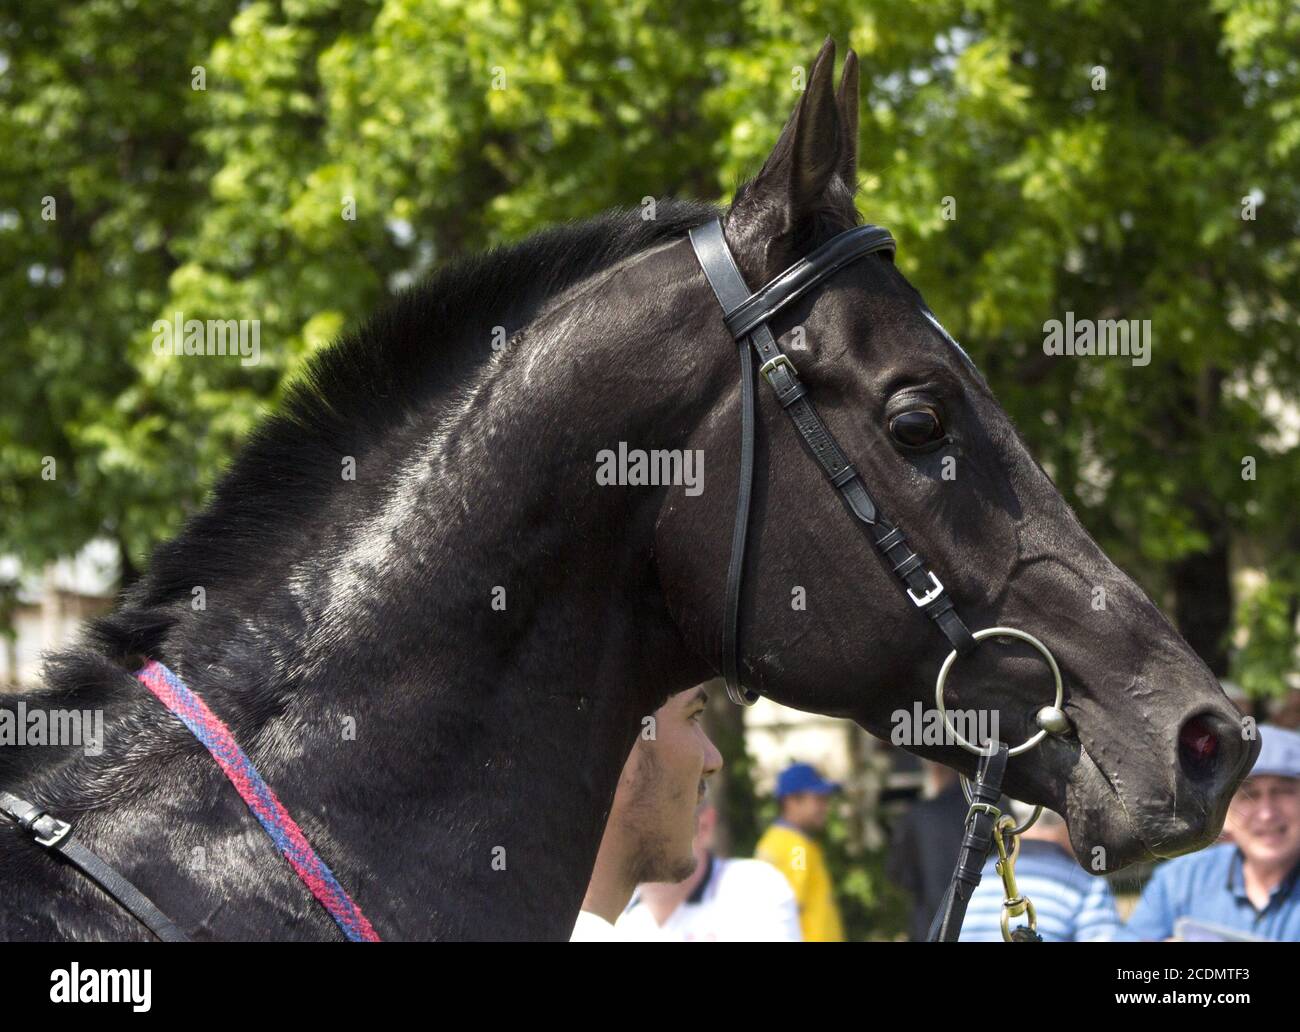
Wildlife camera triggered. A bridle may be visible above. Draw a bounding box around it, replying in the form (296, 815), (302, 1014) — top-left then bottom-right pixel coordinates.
(689, 216), (1070, 941)
(688, 218), (976, 706)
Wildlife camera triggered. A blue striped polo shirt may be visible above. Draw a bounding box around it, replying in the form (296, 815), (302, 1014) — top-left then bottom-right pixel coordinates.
(956, 839), (1122, 942)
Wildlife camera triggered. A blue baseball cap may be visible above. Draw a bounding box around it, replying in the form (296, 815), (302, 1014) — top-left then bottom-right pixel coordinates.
(775, 762), (840, 799)
(1249, 725), (1300, 780)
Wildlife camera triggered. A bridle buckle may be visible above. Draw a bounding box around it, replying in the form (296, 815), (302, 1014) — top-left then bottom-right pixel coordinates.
(906, 571), (944, 607)
(0, 794), (72, 849)
(758, 352), (797, 385)
(32, 813), (72, 848)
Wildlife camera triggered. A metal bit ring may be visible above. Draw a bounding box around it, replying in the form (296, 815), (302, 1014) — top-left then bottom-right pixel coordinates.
(934, 626), (1064, 758)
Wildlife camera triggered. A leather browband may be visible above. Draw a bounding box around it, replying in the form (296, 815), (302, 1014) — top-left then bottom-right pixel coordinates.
(722, 224), (895, 341)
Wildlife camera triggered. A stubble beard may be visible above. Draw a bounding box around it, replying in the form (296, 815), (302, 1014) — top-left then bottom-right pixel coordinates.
(623, 742), (699, 886)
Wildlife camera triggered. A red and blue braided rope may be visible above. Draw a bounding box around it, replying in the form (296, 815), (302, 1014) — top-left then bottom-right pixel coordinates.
(135, 659), (381, 942)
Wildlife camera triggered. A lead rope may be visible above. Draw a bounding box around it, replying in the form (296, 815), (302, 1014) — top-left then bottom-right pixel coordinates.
(925, 742), (1043, 942)
(928, 743), (1008, 941)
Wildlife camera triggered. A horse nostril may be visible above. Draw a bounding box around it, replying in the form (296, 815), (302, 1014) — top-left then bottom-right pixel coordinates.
(1179, 714), (1220, 779)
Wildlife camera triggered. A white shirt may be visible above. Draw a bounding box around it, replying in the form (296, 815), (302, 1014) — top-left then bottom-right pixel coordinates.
(615, 855), (803, 942)
(569, 909), (619, 942)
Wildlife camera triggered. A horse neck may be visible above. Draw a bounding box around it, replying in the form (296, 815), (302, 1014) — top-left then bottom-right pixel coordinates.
(10, 238), (724, 940)
(283, 246), (724, 936)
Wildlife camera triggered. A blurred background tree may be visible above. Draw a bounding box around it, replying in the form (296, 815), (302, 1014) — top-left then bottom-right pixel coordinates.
(1, 0), (1296, 937)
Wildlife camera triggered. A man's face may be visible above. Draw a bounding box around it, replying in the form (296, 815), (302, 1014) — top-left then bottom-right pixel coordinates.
(783, 790), (832, 834)
(1227, 774), (1300, 868)
(615, 686), (723, 885)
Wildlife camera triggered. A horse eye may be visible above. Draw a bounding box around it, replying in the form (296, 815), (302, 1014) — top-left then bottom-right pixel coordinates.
(889, 408), (944, 447)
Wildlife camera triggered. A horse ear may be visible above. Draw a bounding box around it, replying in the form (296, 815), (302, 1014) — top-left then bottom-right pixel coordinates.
(785, 38), (844, 222)
(836, 48), (859, 191)
(724, 38), (848, 278)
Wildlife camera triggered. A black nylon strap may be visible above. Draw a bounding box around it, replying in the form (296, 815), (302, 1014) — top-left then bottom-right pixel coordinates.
(927, 743), (1009, 942)
(0, 790), (189, 942)
(689, 218), (976, 704)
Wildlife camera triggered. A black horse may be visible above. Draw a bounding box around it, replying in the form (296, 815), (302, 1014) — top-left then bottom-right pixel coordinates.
(1, 41), (1255, 940)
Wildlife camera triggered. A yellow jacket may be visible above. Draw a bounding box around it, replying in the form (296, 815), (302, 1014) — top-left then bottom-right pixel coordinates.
(755, 822), (845, 942)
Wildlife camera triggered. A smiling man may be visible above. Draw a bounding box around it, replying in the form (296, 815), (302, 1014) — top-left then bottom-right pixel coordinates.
(570, 684), (723, 941)
(1120, 724), (1300, 941)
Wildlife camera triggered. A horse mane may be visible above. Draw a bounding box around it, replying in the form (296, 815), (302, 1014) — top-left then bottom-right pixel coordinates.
(128, 202), (717, 638)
